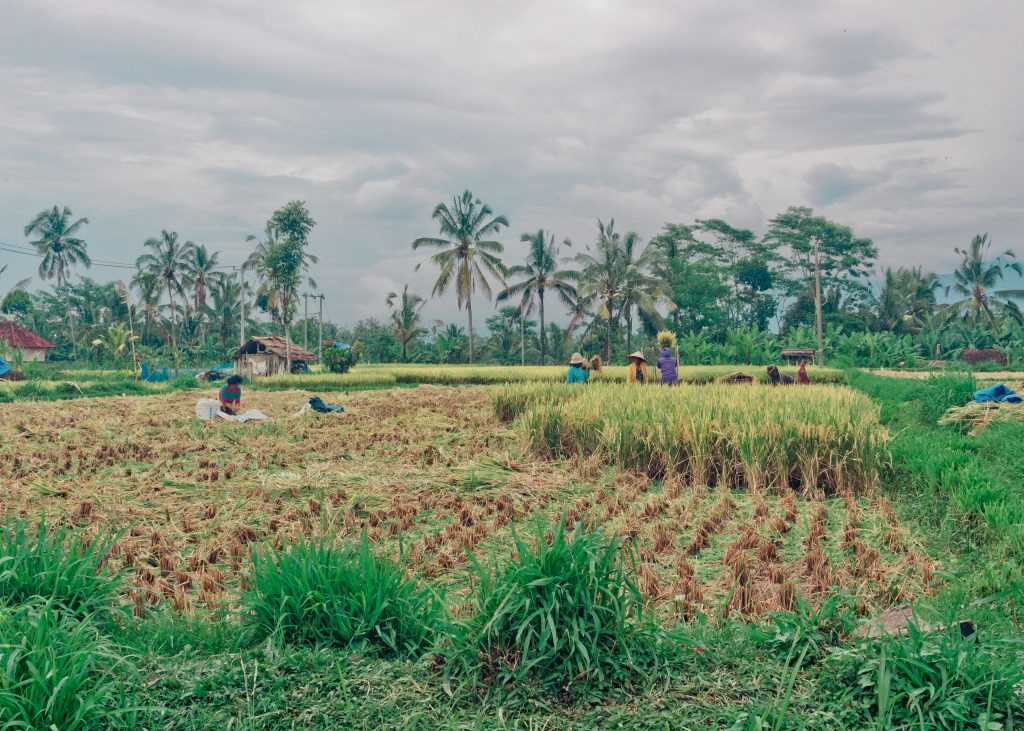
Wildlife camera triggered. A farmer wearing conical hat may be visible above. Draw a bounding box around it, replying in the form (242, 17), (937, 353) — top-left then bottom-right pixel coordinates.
(566, 352), (590, 384)
(626, 351), (649, 384)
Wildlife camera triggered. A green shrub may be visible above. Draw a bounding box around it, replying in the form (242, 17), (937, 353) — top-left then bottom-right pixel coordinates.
(241, 535), (443, 656)
(322, 341), (362, 374)
(820, 618), (1024, 729)
(917, 372), (977, 425)
(0, 519), (122, 617)
(0, 601), (138, 729)
(447, 520), (662, 694)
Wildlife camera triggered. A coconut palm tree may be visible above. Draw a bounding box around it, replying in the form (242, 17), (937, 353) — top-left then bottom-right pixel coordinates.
(497, 229), (578, 364)
(949, 234), (1024, 328)
(619, 231), (666, 354)
(183, 243), (222, 312)
(386, 285), (427, 362)
(130, 271), (162, 345)
(575, 219), (629, 361)
(136, 230), (192, 357)
(209, 276), (242, 349)
(874, 266), (939, 333)
(412, 190), (508, 363)
(24, 206), (91, 288)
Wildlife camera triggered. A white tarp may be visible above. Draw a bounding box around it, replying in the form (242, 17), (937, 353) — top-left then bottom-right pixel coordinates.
(195, 398), (268, 423)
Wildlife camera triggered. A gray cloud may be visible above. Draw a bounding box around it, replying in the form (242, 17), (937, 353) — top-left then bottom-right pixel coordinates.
(1, 0), (1022, 327)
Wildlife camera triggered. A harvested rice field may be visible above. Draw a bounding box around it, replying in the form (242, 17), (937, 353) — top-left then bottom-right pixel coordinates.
(0, 383), (931, 620)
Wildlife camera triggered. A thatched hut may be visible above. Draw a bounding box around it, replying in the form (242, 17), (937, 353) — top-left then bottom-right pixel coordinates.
(231, 336), (317, 378)
(780, 348), (816, 365)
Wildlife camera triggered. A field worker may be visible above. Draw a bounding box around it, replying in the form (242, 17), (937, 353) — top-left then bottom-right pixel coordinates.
(766, 364), (794, 385)
(797, 359), (810, 385)
(566, 352), (590, 384)
(219, 374), (243, 414)
(626, 351), (649, 384)
(657, 347), (678, 385)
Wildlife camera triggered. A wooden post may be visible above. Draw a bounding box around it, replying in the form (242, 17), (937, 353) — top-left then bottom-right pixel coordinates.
(814, 238), (825, 367)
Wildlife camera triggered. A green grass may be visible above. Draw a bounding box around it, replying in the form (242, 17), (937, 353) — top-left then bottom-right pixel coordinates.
(0, 518), (123, 617)
(242, 535), (445, 656)
(0, 601), (139, 730)
(445, 519), (675, 698)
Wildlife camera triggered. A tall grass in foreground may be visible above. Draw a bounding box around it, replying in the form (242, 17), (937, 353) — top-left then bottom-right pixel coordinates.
(0, 600), (138, 730)
(241, 535), (444, 656)
(446, 520), (677, 695)
(0, 518), (122, 616)
(495, 383), (886, 493)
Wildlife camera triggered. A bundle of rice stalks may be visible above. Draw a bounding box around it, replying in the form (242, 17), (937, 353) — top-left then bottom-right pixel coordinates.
(938, 401), (1024, 435)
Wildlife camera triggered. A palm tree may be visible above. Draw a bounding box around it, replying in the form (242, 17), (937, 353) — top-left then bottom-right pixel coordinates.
(183, 244), (222, 312)
(386, 285), (427, 362)
(209, 276), (242, 348)
(497, 229), (578, 364)
(949, 234), (1024, 328)
(24, 206), (91, 288)
(874, 267), (939, 333)
(575, 219), (629, 361)
(412, 190), (508, 363)
(136, 230), (192, 357)
(619, 231), (665, 354)
(130, 271), (162, 345)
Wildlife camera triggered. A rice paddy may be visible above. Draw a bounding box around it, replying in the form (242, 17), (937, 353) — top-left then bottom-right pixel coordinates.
(0, 381), (926, 622)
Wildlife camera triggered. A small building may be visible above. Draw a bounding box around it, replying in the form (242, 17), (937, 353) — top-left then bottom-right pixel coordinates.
(780, 348), (816, 366)
(0, 320), (56, 362)
(231, 336), (317, 378)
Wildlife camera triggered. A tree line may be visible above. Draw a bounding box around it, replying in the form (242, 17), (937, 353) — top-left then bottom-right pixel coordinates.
(2, 193), (1023, 369)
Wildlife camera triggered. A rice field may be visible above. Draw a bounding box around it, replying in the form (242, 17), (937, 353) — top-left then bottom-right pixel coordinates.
(0, 381), (927, 621)
(495, 382), (887, 493)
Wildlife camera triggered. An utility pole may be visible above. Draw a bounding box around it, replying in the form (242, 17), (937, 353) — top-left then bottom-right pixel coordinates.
(814, 238), (825, 366)
(302, 294), (310, 351)
(236, 266), (246, 346)
(316, 294), (325, 361)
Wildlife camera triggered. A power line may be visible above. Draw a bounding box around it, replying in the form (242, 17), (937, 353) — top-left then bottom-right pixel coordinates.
(0, 240), (242, 273)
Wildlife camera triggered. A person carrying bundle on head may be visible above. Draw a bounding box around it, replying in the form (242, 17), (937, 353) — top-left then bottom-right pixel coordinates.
(626, 351), (649, 384)
(766, 364), (794, 385)
(566, 352), (590, 384)
(219, 374), (243, 414)
(797, 359), (810, 385)
(657, 346), (678, 385)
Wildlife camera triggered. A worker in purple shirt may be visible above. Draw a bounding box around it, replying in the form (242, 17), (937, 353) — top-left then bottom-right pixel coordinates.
(657, 348), (678, 385)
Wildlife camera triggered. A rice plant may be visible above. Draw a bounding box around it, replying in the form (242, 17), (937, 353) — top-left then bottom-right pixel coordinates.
(0, 518), (122, 617)
(497, 383), (887, 493)
(447, 519), (661, 694)
(0, 600), (138, 730)
(241, 534), (445, 656)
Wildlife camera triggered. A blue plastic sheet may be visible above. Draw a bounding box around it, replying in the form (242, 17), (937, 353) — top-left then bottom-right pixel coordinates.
(974, 384), (1022, 404)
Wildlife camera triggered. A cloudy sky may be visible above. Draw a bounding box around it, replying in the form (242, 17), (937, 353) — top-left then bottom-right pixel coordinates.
(2, 0), (1022, 326)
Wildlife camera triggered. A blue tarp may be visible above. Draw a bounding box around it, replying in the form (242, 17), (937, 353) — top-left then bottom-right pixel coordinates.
(974, 384), (1022, 404)
(0, 355), (9, 378)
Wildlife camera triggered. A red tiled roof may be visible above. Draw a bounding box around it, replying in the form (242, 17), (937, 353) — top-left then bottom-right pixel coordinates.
(0, 320), (56, 349)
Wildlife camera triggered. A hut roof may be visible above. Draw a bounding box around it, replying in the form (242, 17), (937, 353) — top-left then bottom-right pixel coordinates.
(781, 348), (816, 356)
(0, 321), (56, 350)
(232, 336), (317, 363)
